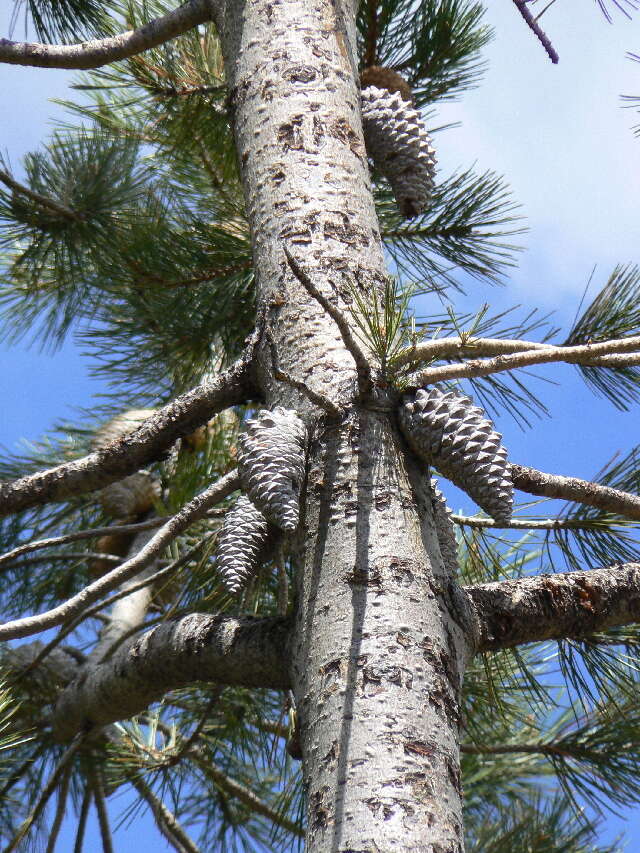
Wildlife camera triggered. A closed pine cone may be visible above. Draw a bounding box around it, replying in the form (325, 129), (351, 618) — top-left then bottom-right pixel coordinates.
(361, 85), (436, 218)
(215, 496), (277, 595)
(237, 408), (307, 532)
(399, 387), (513, 523)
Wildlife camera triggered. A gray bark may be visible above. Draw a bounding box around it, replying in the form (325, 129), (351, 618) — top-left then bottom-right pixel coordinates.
(216, 0), (475, 848)
(467, 561), (640, 651)
(52, 613), (291, 741)
(510, 463), (640, 519)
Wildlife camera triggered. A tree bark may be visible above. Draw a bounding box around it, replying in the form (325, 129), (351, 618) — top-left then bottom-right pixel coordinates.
(52, 613), (291, 741)
(217, 0), (475, 848)
(467, 561), (640, 651)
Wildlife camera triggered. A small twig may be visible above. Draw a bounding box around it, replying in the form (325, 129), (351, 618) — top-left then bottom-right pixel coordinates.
(0, 0), (214, 69)
(188, 752), (305, 837)
(17, 536), (213, 680)
(267, 330), (342, 417)
(511, 463), (640, 521)
(45, 764), (72, 853)
(284, 246), (374, 398)
(0, 167), (79, 220)
(512, 0), (559, 64)
(0, 513), (224, 568)
(133, 776), (202, 853)
(73, 787), (93, 853)
(451, 513), (626, 531)
(3, 551), (122, 570)
(460, 741), (565, 756)
(90, 767), (115, 853)
(2, 734), (84, 853)
(0, 470), (240, 641)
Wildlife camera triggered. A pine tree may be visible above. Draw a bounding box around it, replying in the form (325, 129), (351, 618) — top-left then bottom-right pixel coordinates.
(1, 1), (640, 851)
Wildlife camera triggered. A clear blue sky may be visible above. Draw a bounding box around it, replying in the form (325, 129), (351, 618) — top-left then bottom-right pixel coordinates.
(1, 1), (639, 849)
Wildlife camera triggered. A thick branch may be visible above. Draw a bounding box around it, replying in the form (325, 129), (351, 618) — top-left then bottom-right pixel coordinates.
(52, 613), (292, 741)
(0, 354), (254, 518)
(0, 470), (239, 641)
(411, 335), (640, 385)
(466, 561), (640, 652)
(511, 463), (640, 520)
(0, 0), (213, 69)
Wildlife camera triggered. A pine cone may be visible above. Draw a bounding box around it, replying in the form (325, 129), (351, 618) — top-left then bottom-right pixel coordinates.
(215, 496), (277, 595)
(399, 388), (513, 522)
(237, 408), (307, 532)
(361, 85), (436, 218)
(89, 531), (136, 578)
(360, 66), (414, 104)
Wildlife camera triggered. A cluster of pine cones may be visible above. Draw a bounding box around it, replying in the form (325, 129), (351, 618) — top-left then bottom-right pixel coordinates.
(214, 388), (512, 593)
(214, 408), (307, 594)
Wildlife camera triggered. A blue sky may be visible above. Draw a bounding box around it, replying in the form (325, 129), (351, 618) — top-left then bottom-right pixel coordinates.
(1, 1), (640, 849)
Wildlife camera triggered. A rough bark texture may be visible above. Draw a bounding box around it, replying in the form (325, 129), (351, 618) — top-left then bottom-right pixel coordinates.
(467, 561), (640, 651)
(52, 613), (291, 741)
(293, 409), (474, 852)
(217, 0), (475, 848)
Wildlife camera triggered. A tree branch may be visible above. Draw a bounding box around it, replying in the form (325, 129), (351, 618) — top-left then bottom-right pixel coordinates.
(0, 353), (255, 518)
(90, 768), (114, 853)
(73, 787), (92, 853)
(44, 765), (71, 853)
(132, 777), (202, 853)
(206, 760), (304, 837)
(0, 470), (239, 641)
(284, 246), (374, 397)
(409, 335), (640, 385)
(52, 612), (292, 741)
(0, 516), (171, 568)
(451, 513), (620, 531)
(394, 335), (551, 368)
(466, 561), (640, 652)
(511, 463), (640, 520)
(0, 0), (214, 70)
(512, 0), (559, 64)
(0, 167), (79, 220)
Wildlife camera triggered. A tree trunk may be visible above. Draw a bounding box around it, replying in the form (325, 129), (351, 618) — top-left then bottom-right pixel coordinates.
(217, 0), (476, 848)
